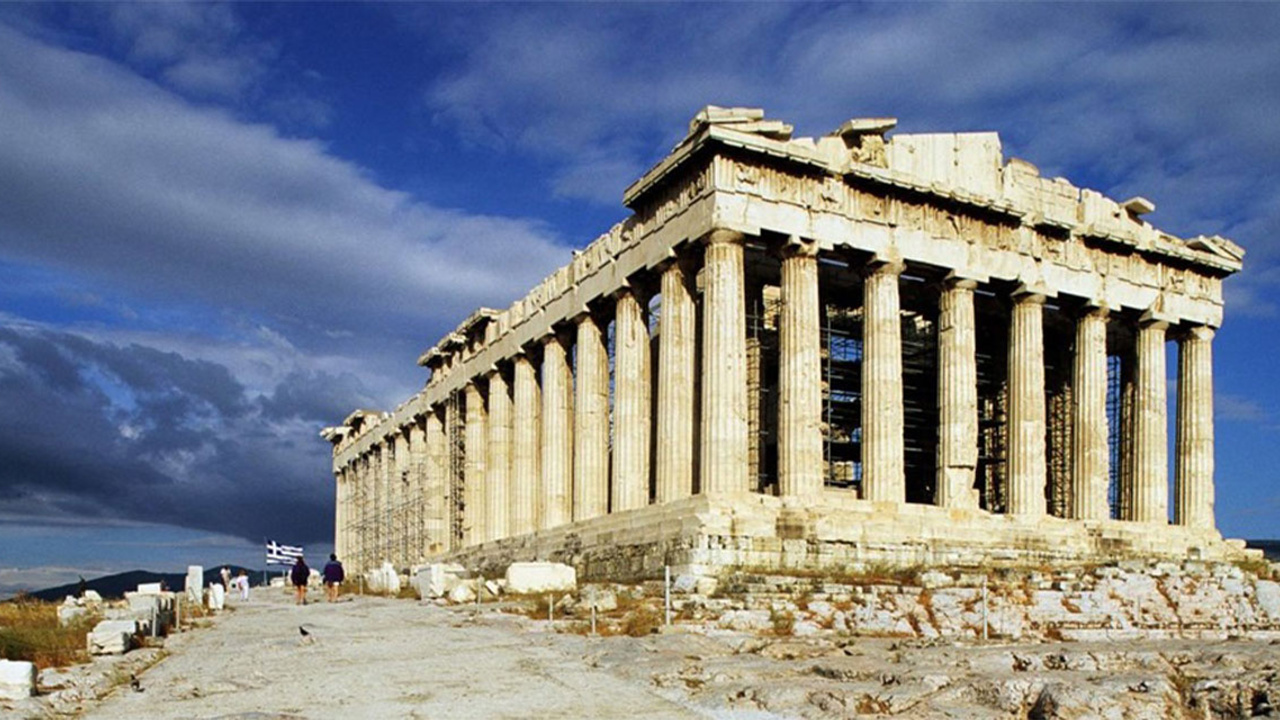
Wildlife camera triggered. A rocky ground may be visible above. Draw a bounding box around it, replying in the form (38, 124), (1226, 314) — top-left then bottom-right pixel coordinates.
(8, 583), (1280, 719)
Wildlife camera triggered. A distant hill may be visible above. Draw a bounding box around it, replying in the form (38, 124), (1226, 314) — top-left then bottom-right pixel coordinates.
(1247, 540), (1280, 562)
(20, 566), (265, 602)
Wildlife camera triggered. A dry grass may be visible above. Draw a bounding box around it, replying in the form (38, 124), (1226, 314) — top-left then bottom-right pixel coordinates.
(0, 596), (96, 669)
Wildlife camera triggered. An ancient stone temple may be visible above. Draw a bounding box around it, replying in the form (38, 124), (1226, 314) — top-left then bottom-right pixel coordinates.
(322, 107), (1248, 580)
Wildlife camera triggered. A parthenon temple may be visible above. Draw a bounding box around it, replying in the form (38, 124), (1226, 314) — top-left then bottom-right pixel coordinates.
(323, 107), (1247, 580)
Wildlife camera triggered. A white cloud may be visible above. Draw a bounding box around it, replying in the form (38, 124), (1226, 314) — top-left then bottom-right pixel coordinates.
(0, 23), (571, 360)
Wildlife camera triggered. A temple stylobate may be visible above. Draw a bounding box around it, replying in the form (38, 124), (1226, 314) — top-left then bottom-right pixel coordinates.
(322, 107), (1247, 579)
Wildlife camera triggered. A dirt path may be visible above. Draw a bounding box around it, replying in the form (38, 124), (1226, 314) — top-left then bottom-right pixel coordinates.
(86, 591), (702, 719)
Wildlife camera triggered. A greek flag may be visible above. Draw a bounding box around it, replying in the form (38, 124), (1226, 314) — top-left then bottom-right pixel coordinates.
(265, 541), (304, 566)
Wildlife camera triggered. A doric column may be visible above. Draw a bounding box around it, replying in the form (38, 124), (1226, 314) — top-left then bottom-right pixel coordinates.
(861, 259), (905, 503)
(334, 469), (344, 562)
(574, 312), (610, 519)
(1007, 290), (1047, 517)
(1131, 319), (1169, 524)
(935, 276), (980, 508)
(424, 409), (448, 552)
(407, 423), (426, 563)
(700, 229), (749, 494)
(540, 333), (573, 529)
(485, 368), (512, 541)
(511, 353), (540, 536)
(463, 381), (487, 545)
(777, 238), (824, 498)
(612, 287), (652, 512)
(655, 255), (697, 503)
(1070, 306), (1110, 520)
(1175, 325), (1215, 529)
(394, 431), (412, 566)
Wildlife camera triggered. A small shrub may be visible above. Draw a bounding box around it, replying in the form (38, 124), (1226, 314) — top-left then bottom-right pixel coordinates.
(770, 609), (795, 636)
(622, 604), (663, 637)
(0, 599), (94, 669)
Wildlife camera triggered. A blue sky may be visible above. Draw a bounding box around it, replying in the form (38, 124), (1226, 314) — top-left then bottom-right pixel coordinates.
(1, 3), (1277, 597)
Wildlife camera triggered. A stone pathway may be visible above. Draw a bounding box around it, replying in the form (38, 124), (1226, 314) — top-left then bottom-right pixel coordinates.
(86, 592), (700, 719)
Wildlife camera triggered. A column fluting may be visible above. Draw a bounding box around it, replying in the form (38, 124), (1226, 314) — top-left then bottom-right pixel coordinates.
(463, 381), (487, 545)
(777, 238), (824, 498)
(485, 369), (512, 541)
(511, 354), (541, 535)
(1175, 325), (1216, 529)
(936, 277), (979, 508)
(1070, 307), (1110, 520)
(1132, 319), (1169, 524)
(861, 260), (906, 503)
(1007, 291), (1048, 517)
(699, 229), (749, 494)
(655, 256), (696, 503)
(612, 288), (651, 512)
(574, 312), (610, 519)
(540, 333), (573, 529)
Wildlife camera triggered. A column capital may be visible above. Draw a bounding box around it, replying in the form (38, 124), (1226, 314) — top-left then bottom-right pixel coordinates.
(864, 256), (906, 278)
(779, 235), (820, 259)
(702, 227), (746, 247)
(1137, 315), (1170, 332)
(942, 273), (981, 291)
(1182, 324), (1216, 342)
(1012, 283), (1052, 302)
(1077, 303), (1110, 320)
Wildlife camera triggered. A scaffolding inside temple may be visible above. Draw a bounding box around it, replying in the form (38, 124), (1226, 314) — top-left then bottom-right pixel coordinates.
(446, 389), (466, 548)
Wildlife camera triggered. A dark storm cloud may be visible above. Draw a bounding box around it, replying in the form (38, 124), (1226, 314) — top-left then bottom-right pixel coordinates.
(0, 324), (348, 544)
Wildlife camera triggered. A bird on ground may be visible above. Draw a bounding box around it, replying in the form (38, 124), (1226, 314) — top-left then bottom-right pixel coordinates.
(299, 625), (310, 637)
(129, 674), (143, 692)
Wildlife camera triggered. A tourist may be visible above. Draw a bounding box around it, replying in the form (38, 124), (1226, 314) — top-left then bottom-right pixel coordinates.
(290, 555), (310, 605)
(220, 566), (231, 592)
(323, 554), (345, 602)
(234, 570), (250, 601)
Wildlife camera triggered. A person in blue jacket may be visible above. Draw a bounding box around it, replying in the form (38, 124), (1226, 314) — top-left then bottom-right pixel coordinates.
(322, 554), (345, 602)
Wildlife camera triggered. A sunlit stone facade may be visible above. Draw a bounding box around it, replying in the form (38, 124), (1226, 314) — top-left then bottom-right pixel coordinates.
(322, 108), (1247, 579)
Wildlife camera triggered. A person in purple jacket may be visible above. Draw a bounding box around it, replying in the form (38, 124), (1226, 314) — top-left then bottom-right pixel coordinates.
(322, 554), (345, 602)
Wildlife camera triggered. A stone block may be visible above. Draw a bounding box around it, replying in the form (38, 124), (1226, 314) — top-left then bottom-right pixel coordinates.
(185, 565), (203, 604)
(87, 620), (136, 655)
(57, 603), (89, 627)
(505, 562), (576, 594)
(919, 570), (955, 589)
(414, 565), (453, 599)
(448, 582), (476, 604)
(136, 582), (163, 594)
(583, 587), (617, 612)
(208, 582), (225, 611)
(0, 659), (36, 700)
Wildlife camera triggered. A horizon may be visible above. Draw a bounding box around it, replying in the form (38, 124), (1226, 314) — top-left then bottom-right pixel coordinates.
(1, 3), (1278, 597)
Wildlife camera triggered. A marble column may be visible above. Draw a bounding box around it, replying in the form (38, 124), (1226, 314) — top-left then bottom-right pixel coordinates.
(777, 238), (824, 498)
(700, 229), (749, 494)
(463, 381), (487, 545)
(1131, 319), (1169, 524)
(574, 312), (610, 519)
(334, 470), (345, 562)
(655, 256), (697, 504)
(612, 288), (651, 512)
(511, 353), (540, 536)
(1007, 290), (1047, 517)
(861, 259), (905, 503)
(1070, 307), (1110, 520)
(935, 277), (979, 508)
(540, 333), (573, 529)
(424, 409), (448, 552)
(407, 423), (426, 563)
(1175, 325), (1215, 529)
(486, 368), (512, 541)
